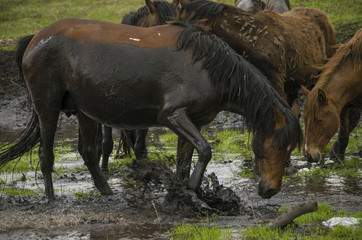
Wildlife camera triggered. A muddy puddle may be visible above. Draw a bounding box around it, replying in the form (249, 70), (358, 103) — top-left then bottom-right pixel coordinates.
(0, 112), (361, 239)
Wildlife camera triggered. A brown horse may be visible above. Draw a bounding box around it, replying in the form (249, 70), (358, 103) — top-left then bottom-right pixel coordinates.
(303, 29), (362, 163)
(0, 20), (302, 200)
(178, 0), (336, 105)
(100, 0), (179, 171)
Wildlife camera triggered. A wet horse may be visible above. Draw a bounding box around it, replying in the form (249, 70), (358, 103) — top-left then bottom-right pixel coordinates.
(235, 0), (291, 13)
(178, 0), (336, 105)
(0, 20), (302, 201)
(303, 29), (362, 163)
(101, 0), (179, 171)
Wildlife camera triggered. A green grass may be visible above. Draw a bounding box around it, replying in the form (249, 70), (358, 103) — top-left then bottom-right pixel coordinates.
(169, 214), (232, 240)
(0, 186), (39, 197)
(242, 203), (362, 239)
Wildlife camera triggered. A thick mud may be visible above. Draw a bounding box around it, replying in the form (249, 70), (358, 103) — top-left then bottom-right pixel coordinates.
(0, 49), (361, 239)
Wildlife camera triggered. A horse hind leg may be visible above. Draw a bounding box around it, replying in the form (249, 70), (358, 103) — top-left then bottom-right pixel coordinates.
(77, 112), (113, 195)
(37, 109), (61, 201)
(134, 129), (148, 159)
(329, 105), (360, 162)
(101, 126), (113, 171)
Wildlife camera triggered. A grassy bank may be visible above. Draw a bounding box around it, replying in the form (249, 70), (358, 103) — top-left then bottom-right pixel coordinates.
(1, 0), (361, 43)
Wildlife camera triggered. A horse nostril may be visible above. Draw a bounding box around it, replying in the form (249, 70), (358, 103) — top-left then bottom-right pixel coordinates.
(262, 188), (278, 199)
(305, 151), (319, 163)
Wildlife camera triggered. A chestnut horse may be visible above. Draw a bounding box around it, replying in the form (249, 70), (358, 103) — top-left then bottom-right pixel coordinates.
(303, 29), (362, 163)
(235, 0), (291, 13)
(178, 0), (336, 105)
(100, 0), (179, 171)
(0, 20), (302, 200)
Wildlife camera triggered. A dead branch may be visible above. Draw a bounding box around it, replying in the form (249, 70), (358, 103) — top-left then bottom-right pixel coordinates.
(269, 201), (318, 229)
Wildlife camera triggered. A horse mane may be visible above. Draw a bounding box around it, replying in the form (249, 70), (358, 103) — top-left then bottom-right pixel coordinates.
(121, 0), (177, 25)
(316, 29), (362, 88)
(304, 29), (362, 121)
(179, 0), (229, 25)
(175, 22), (302, 149)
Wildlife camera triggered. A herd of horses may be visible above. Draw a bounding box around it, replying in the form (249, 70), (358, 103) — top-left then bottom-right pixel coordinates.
(0, 0), (361, 201)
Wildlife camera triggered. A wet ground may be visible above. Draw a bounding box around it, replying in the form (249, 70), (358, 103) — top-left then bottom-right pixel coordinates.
(0, 50), (361, 239)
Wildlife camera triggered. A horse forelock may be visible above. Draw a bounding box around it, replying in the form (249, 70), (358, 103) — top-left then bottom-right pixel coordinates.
(121, 0), (177, 26)
(176, 23), (301, 147)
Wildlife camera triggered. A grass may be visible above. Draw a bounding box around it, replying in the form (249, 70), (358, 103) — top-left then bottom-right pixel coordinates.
(241, 203), (362, 239)
(169, 214), (232, 240)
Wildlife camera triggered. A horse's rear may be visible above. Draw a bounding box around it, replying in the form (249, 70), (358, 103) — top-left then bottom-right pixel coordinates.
(303, 29), (362, 163)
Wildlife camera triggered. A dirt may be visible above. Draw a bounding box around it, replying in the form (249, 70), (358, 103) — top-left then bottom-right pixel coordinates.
(0, 29), (361, 239)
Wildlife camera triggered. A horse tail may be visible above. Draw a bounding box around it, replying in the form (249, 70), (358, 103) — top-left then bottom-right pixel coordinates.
(0, 110), (40, 168)
(16, 35), (34, 79)
(0, 35), (41, 169)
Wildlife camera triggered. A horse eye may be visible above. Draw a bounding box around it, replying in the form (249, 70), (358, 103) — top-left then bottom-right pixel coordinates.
(317, 119), (323, 125)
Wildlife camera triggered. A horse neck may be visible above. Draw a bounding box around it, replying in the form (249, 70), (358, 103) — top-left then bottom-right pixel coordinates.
(317, 58), (362, 111)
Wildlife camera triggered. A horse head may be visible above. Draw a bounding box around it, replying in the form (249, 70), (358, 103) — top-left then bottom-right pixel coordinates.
(252, 106), (301, 198)
(302, 86), (339, 163)
(122, 0), (178, 27)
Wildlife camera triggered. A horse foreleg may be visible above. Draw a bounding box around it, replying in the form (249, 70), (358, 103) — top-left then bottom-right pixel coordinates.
(134, 129), (148, 159)
(176, 134), (197, 183)
(329, 105), (360, 162)
(160, 109), (211, 191)
(101, 126), (113, 171)
(77, 112), (113, 195)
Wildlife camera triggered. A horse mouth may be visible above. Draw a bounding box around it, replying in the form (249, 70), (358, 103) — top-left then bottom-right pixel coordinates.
(305, 151), (321, 163)
(257, 181), (279, 199)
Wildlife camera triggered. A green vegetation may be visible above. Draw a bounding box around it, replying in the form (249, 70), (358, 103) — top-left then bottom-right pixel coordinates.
(0, 186), (39, 197)
(74, 190), (100, 199)
(242, 203), (361, 239)
(169, 214), (232, 240)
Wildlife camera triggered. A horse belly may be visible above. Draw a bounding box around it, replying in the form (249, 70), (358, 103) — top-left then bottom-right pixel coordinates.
(64, 38), (188, 128)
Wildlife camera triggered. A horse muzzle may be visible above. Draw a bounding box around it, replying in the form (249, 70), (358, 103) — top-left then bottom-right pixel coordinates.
(305, 150), (322, 163)
(257, 180), (279, 199)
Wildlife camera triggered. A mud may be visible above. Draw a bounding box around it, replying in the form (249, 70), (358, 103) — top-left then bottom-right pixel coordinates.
(0, 48), (361, 239)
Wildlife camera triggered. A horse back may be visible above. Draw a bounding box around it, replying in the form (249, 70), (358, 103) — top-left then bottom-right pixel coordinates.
(24, 18), (183, 58)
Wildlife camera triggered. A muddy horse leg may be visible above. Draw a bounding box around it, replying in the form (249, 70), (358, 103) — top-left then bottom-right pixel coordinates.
(160, 109), (211, 191)
(101, 126), (113, 171)
(134, 129), (148, 159)
(329, 105), (360, 162)
(77, 112), (113, 195)
(176, 131), (199, 182)
(38, 110), (60, 201)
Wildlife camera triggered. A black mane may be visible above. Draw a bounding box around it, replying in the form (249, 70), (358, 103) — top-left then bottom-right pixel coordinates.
(179, 0), (229, 24)
(175, 23), (302, 149)
(121, 0), (177, 25)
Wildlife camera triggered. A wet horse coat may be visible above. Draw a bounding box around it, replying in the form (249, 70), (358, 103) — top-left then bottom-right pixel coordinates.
(178, 0), (336, 105)
(101, 0), (179, 169)
(1, 19), (302, 201)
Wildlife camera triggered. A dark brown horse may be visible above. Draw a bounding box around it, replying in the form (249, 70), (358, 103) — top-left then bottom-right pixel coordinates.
(303, 29), (362, 163)
(178, 0), (336, 105)
(0, 20), (302, 200)
(100, 0), (179, 171)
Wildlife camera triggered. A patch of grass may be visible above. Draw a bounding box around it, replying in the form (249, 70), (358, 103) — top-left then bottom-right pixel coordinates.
(74, 190), (100, 199)
(242, 203), (362, 239)
(169, 214), (232, 240)
(0, 186), (39, 197)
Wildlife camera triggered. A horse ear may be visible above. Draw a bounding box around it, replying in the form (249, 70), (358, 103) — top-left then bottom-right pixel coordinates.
(145, 0), (156, 14)
(317, 88), (327, 104)
(300, 85), (310, 97)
